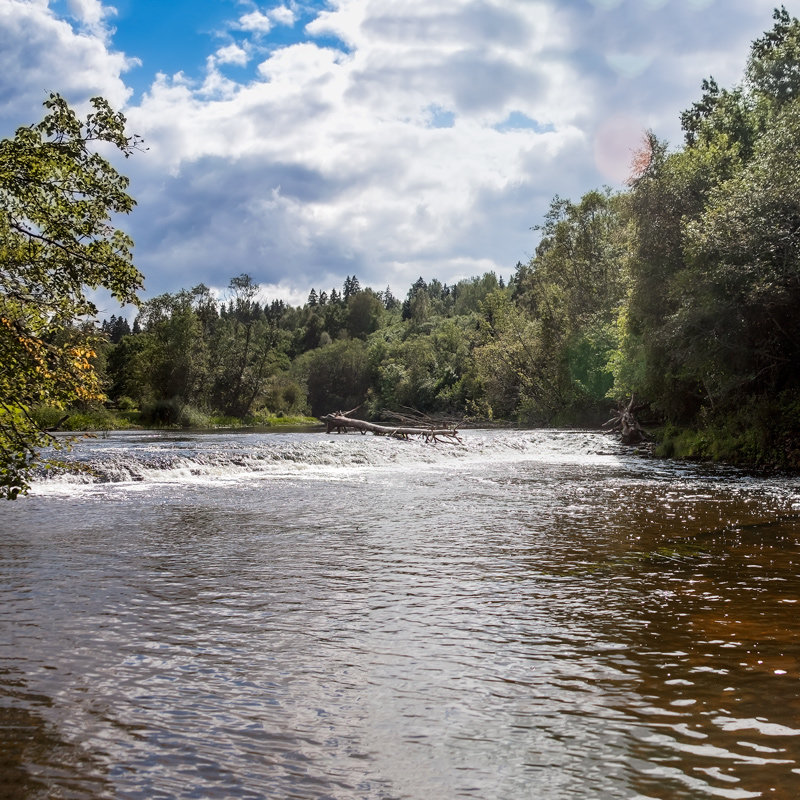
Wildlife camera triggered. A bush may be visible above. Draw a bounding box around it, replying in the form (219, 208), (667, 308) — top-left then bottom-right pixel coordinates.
(29, 406), (70, 431)
(652, 391), (800, 470)
(140, 399), (211, 428)
(260, 373), (308, 417)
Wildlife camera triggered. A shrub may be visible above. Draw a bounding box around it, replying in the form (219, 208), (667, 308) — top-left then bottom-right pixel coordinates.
(140, 399), (211, 428)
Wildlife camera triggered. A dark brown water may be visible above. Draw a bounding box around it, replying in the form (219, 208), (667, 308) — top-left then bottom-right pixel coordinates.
(1, 429), (799, 799)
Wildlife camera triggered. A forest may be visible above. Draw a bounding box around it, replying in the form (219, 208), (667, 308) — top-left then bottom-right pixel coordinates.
(6, 7), (800, 497)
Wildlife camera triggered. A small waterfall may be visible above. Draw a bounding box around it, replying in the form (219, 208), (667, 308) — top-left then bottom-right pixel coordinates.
(32, 428), (632, 490)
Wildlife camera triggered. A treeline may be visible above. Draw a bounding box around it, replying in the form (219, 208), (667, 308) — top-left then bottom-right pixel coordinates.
(93, 8), (800, 466)
(97, 270), (516, 425)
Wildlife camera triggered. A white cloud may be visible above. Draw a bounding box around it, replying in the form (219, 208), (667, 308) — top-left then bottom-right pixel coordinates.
(214, 43), (249, 67)
(0, 0), (788, 300)
(238, 9), (273, 34)
(0, 0), (133, 130)
(119, 0), (590, 293)
(238, 3), (297, 35)
(268, 5), (296, 26)
(67, 0), (115, 38)
(605, 51), (654, 80)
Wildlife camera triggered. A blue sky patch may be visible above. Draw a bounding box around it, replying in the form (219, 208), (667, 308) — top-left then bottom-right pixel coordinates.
(51, 0), (342, 99)
(426, 105), (456, 129)
(494, 111), (554, 134)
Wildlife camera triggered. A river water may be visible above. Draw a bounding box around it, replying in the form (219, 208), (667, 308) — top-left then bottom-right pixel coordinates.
(1, 428), (800, 799)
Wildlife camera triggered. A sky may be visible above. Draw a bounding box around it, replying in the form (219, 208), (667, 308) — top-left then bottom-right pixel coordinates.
(0, 0), (788, 312)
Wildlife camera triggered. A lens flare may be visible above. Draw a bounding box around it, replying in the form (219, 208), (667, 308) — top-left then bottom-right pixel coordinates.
(593, 114), (647, 184)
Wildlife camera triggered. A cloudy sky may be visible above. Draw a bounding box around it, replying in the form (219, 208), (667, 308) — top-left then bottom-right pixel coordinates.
(0, 0), (786, 309)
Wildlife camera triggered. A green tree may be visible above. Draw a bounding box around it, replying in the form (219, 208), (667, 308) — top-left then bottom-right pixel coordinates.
(619, 9), (800, 423)
(681, 99), (800, 406)
(747, 6), (800, 107)
(295, 338), (371, 416)
(366, 314), (477, 415)
(343, 275), (361, 299)
(513, 190), (628, 420)
(471, 291), (553, 421)
(0, 94), (142, 497)
(452, 273), (501, 316)
(622, 130), (744, 418)
(210, 275), (283, 417)
(346, 288), (384, 339)
(133, 290), (208, 409)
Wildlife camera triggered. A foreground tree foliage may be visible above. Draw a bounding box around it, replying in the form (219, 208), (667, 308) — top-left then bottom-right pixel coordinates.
(0, 94), (143, 497)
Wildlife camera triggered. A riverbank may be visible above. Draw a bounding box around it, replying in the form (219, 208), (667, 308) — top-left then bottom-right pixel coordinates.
(29, 400), (800, 473)
(30, 404), (320, 433)
(652, 395), (800, 471)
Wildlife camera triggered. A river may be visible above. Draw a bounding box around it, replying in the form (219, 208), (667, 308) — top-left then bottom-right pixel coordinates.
(1, 428), (799, 799)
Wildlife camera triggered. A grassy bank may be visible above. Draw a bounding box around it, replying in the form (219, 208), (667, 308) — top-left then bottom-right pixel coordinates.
(30, 404), (321, 433)
(653, 393), (800, 471)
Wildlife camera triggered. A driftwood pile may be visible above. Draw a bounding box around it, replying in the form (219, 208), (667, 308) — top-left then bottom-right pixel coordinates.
(321, 408), (462, 444)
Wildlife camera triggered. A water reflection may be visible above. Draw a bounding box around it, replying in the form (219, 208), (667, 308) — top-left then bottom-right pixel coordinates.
(0, 670), (112, 798)
(605, 523), (800, 799)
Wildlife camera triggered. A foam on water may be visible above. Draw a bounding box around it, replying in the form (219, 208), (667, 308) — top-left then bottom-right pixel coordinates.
(30, 428), (635, 495)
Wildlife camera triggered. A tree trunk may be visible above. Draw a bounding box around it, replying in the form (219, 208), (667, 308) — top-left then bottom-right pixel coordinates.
(321, 412), (461, 443)
(603, 395), (647, 445)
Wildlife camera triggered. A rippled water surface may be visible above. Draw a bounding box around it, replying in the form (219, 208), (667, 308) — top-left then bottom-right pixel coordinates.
(2, 428), (800, 799)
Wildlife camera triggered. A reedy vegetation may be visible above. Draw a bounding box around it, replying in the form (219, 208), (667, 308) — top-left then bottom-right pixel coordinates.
(4, 8), (800, 498)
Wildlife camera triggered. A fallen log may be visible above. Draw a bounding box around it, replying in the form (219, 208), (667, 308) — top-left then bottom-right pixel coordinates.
(321, 412), (462, 443)
(380, 406), (462, 426)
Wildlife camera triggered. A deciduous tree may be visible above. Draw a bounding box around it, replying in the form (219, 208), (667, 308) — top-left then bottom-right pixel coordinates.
(0, 94), (142, 497)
